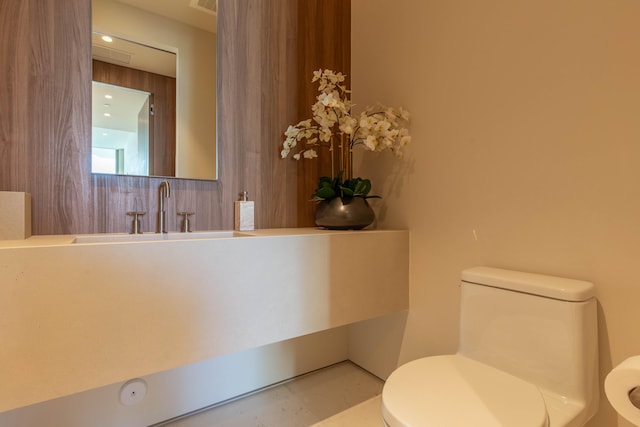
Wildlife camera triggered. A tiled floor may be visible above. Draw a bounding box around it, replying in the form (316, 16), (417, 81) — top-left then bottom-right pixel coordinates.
(157, 361), (383, 427)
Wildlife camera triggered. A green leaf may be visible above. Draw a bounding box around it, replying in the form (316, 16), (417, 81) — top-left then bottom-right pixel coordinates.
(340, 186), (355, 197)
(311, 171), (382, 200)
(353, 179), (371, 196)
(314, 185), (336, 200)
(318, 176), (333, 186)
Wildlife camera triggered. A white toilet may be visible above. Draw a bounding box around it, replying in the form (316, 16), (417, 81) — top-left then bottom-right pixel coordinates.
(382, 266), (599, 427)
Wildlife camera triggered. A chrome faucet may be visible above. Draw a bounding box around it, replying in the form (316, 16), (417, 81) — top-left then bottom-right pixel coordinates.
(158, 180), (171, 233)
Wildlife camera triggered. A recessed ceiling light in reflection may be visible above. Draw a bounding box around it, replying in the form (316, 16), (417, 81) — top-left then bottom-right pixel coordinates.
(102, 35), (113, 43)
(104, 113), (111, 117)
(105, 94), (113, 99)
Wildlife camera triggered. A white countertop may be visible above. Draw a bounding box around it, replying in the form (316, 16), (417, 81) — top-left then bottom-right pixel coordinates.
(0, 228), (409, 413)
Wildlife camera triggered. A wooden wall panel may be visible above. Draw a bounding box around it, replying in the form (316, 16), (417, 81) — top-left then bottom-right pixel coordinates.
(0, 0), (93, 235)
(89, 175), (223, 233)
(217, 0), (298, 230)
(0, 0), (350, 235)
(296, 0), (352, 226)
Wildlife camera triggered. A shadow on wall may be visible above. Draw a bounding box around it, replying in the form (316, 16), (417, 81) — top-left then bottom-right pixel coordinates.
(594, 301), (618, 426)
(347, 311), (410, 380)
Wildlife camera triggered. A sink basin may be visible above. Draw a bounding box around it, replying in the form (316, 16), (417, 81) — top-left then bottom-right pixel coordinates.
(73, 230), (246, 244)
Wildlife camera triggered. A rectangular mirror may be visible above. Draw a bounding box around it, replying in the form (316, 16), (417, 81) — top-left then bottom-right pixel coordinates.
(92, 0), (217, 180)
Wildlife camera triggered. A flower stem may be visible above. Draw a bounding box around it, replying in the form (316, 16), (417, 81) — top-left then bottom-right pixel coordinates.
(330, 137), (335, 179)
(340, 133), (352, 180)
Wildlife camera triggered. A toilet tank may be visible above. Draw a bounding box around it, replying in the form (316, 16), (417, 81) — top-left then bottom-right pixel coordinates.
(458, 267), (598, 409)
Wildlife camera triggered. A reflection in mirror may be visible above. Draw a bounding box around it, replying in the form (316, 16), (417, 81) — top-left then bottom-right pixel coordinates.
(92, 82), (152, 175)
(92, 34), (178, 177)
(92, 0), (217, 180)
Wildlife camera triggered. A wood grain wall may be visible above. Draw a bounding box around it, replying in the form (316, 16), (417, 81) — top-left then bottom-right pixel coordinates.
(0, 0), (350, 235)
(0, 0), (93, 235)
(297, 0), (352, 226)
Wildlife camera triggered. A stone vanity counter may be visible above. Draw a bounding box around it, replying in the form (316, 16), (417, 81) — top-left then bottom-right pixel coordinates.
(0, 228), (409, 413)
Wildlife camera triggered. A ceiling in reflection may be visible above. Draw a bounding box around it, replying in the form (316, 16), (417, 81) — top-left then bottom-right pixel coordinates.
(114, 0), (217, 33)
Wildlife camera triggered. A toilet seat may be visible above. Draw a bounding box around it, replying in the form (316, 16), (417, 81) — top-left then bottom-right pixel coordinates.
(382, 355), (549, 427)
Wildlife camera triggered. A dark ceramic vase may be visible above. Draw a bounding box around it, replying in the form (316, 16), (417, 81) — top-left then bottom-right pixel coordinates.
(314, 196), (375, 230)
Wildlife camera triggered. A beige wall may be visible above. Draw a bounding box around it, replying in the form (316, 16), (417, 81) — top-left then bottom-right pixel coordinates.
(352, 0), (640, 426)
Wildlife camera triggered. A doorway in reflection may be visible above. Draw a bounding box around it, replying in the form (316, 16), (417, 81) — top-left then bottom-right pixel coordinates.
(92, 82), (152, 176)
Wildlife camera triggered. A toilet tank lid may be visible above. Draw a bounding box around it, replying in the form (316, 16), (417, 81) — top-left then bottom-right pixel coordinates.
(461, 266), (595, 302)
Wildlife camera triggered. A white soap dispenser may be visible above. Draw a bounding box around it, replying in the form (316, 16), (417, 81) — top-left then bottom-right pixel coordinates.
(234, 191), (254, 231)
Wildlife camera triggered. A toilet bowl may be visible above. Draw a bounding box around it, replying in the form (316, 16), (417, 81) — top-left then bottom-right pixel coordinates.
(382, 267), (599, 427)
(383, 355), (549, 427)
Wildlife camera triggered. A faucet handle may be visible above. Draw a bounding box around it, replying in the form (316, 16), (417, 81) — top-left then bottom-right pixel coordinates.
(177, 212), (194, 233)
(127, 211), (146, 234)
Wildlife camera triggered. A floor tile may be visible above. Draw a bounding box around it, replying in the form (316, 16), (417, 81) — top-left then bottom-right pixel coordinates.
(310, 396), (382, 427)
(158, 361), (383, 427)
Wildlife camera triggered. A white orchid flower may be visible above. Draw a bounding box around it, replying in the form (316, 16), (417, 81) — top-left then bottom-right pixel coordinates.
(281, 69), (411, 171)
(303, 149), (318, 159)
(364, 135), (377, 151)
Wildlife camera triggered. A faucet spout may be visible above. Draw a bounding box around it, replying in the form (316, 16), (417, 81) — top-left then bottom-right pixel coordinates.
(158, 180), (171, 233)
